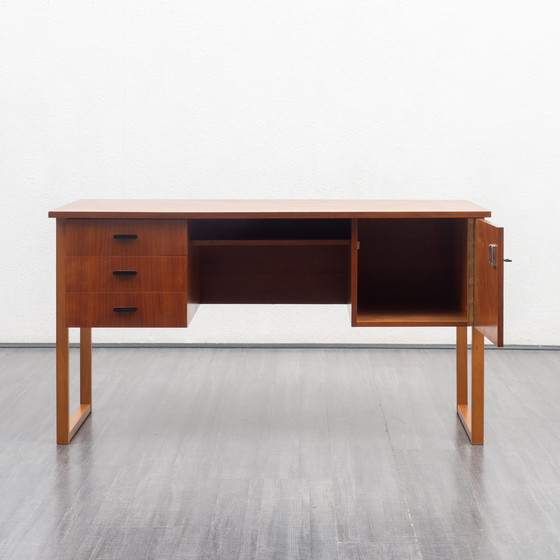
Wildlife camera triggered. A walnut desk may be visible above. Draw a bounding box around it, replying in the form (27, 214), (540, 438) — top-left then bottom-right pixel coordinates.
(49, 200), (504, 445)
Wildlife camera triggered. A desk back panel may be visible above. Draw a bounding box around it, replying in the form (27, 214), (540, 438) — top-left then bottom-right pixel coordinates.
(194, 243), (350, 304)
(356, 218), (468, 312)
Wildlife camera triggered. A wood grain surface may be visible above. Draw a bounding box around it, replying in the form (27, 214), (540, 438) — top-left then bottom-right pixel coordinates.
(474, 219), (504, 346)
(65, 292), (187, 327)
(196, 244), (349, 304)
(65, 219), (187, 255)
(65, 256), (187, 292)
(49, 199), (492, 219)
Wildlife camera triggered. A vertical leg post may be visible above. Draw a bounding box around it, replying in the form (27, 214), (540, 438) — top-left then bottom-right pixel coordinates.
(56, 219), (70, 444)
(471, 327), (485, 444)
(456, 326), (468, 408)
(56, 219), (92, 444)
(456, 326), (485, 444)
(80, 327), (92, 405)
(56, 326), (70, 444)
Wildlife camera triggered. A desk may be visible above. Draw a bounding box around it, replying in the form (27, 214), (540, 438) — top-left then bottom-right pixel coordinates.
(49, 200), (504, 444)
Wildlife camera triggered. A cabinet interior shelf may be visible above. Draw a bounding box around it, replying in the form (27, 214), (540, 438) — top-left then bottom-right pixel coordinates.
(356, 306), (467, 327)
(191, 239), (351, 247)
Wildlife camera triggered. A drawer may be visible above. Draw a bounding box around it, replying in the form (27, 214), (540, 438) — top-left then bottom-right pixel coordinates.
(66, 219), (187, 256)
(66, 256), (186, 292)
(66, 292), (187, 327)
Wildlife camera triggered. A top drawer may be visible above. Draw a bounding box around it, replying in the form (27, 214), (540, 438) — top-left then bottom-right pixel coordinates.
(66, 219), (187, 256)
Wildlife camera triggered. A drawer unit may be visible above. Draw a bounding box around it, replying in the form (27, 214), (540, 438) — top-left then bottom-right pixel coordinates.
(66, 292), (187, 327)
(65, 256), (187, 292)
(66, 219), (187, 256)
(63, 218), (189, 328)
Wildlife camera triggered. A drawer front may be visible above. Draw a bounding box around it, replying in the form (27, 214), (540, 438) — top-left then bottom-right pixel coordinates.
(66, 292), (187, 327)
(66, 256), (186, 292)
(66, 219), (187, 256)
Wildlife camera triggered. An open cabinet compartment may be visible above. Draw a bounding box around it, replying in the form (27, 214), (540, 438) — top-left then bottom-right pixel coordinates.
(189, 218), (351, 304)
(354, 218), (469, 326)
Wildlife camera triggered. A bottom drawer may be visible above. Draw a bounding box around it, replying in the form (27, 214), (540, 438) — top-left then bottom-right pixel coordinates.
(66, 292), (187, 327)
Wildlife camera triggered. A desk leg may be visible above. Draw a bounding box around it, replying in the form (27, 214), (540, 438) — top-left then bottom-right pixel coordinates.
(80, 328), (92, 406)
(471, 328), (484, 444)
(56, 327), (92, 444)
(56, 325), (70, 444)
(456, 326), (468, 408)
(456, 326), (484, 444)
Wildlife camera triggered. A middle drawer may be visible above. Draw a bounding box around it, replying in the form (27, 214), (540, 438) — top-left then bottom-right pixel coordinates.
(66, 256), (187, 292)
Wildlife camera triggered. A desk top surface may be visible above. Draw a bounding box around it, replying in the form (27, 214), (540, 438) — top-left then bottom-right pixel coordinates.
(49, 199), (491, 219)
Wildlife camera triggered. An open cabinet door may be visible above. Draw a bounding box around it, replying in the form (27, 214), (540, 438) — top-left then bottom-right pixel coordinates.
(474, 219), (504, 347)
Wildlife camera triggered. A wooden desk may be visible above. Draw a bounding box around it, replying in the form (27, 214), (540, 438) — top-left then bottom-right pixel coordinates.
(49, 200), (504, 444)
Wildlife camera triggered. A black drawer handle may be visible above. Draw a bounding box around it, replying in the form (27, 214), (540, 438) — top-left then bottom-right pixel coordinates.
(113, 234), (137, 239)
(112, 270), (137, 276)
(113, 307), (137, 313)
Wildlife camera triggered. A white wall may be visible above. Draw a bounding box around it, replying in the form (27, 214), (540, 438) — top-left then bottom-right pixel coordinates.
(1, 1), (558, 345)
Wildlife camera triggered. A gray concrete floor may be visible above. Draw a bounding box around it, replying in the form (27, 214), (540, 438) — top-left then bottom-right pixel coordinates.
(1, 346), (559, 559)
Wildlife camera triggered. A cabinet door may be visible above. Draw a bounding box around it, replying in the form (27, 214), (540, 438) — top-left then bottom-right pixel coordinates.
(474, 219), (504, 347)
